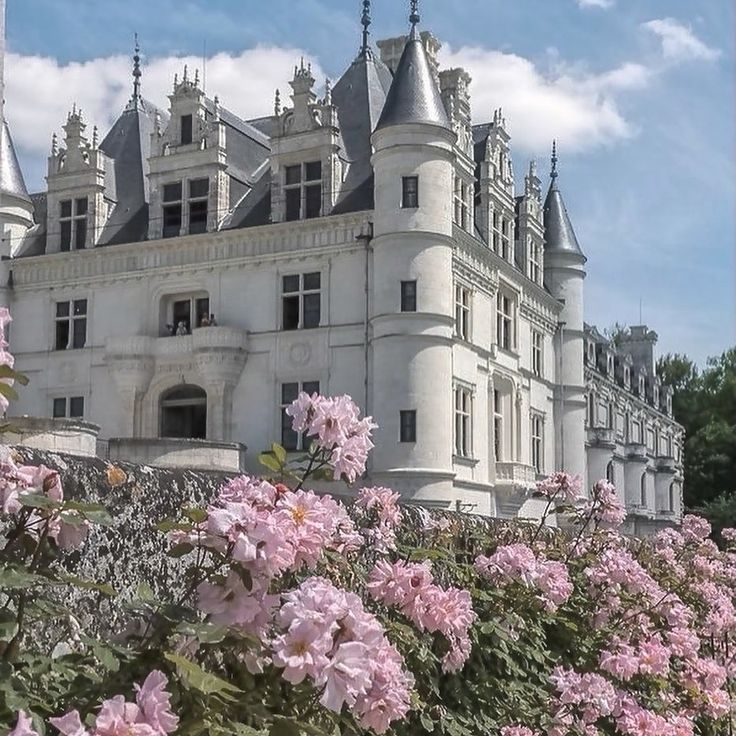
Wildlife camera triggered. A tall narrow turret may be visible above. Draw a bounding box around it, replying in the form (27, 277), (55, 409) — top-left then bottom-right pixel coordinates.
(369, 1), (457, 506)
(543, 142), (587, 482)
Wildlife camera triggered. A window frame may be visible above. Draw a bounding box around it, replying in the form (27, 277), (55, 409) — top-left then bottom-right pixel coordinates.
(496, 291), (515, 352)
(180, 114), (193, 145)
(400, 280), (417, 313)
(59, 197), (88, 251)
(399, 410), (417, 443)
(162, 181), (184, 238)
(281, 272), (322, 331)
(187, 178), (210, 235)
(54, 298), (88, 351)
(493, 388), (503, 462)
(454, 384), (473, 459)
(531, 413), (544, 474)
(454, 283), (471, 341)
(528, 237), (541, 284)
(453, 177), (469, 230)
(52, 396), (85, 419)
(280, 380), (321, 451)
(284, 161), (323, 221)
(401, 176), (419, 209)
(531, 330), (543, 377)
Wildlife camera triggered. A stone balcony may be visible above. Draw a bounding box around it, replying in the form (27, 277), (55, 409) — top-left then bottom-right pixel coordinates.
(589, 427), (616, 448)
(627, 503), (655, 519)
(495, 461), (538, 489)
(656, 455), (677, 473)
(626, 443), (648, 460)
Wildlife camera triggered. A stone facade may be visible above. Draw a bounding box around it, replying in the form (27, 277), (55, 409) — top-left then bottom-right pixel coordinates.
(0, 5), (684, 528)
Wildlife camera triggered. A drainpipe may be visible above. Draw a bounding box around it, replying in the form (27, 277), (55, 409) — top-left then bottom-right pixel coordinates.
(558, 319), (566, 472)
(356, 221), (373, 416)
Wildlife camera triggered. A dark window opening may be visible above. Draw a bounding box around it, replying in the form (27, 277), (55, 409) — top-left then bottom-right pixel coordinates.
(305, 184), (322, 219)
(189, 200), (208, 234)
(160, 385), (207, 439)
(53, 398), (66, 418)
(173, 300), (192, 334)
(281, 380), (320, 450)
(75, 218), (87, 250)
(60, 221), (72, 252)
(55, 299), (86, 350)
(163, 204), (182, 238)
(195, 298), (210, 328)
(305, 161), (322, 181)
(60, 200), (72, 218)
(282, 273), (321, 330)
(285, 188), (301, 222)
(402, 176), (419, 208)
(400, 280), (417, 312)
(69, 396), (84, 418)
(285, 165), (302, 186)
(181, 114), (193, 145)
(400, 410), (416, 443)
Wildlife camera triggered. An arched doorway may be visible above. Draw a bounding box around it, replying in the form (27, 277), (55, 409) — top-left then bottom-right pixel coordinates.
(160, 385), (207, 439)
(606, 460), (615, 485)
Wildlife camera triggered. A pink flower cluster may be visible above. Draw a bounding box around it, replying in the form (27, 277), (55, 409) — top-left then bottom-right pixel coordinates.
(355, 486), (402, 553)
(599, 634), (671, 681)
(535, 471), (582, 504)
(367, 559), (476, 673)
(475, 544), (573, 613)
(272, 577), (413, 733)
(583, 479), (627, 527)
(286, 393), (377, 482)
(500, 727), (536, 736)
(0, 449), (89, 549)
(195, 476), (363, 636)
(48, 670), (178, 736)
(0, 307), (15, 414)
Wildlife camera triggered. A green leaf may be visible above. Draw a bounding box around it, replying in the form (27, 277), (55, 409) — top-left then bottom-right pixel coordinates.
(0, 382), (19, 401)
(271, 442), (287, 464)
(231, 725), (267, 736)
(18, 493), (59, 510)
(168, 542), (194, 558)
(136, 581), (156, 603)
(175, 621), (227, 644)
(60, 575), (117, 597)
(63, 501), (114, 526)
(164, 652), (243, 700)
(183, 507), (208, 524)
(258, 452), (281, 473)
(0, 364), (29, 384)
(0, 567), (57, 589)
(0, 609), (17, 640)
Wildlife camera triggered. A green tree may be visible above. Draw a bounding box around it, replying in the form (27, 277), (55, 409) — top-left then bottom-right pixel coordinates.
(658, 348), (736, 512)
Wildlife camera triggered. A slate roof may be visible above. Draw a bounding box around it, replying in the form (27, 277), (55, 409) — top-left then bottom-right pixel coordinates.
(543, 177), (586, 259)
(1, 119), (30, 202)
(375, 27), (449, 131)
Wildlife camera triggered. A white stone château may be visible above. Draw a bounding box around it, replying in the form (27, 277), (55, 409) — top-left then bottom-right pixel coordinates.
(0, 1), (683, 529)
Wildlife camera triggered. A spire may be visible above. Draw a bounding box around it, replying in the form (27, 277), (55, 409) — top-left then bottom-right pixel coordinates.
(543, 142), (585, 258)
(360, 0), (372, 58)
(375, 3), (449, 131)
(274, 88), (281, 116)
(130, 33), (142, 110)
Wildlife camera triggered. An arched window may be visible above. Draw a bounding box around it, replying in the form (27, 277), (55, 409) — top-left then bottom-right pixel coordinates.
(160, 385), (207, 439)
(606, 461), (615, 485)
(640, 473), (647, 507)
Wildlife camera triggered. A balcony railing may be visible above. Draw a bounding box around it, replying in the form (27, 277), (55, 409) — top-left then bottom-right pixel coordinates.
(496, 462), (538, 489)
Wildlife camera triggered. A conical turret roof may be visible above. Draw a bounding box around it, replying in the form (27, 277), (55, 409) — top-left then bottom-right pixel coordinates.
(543, 153), (585, 259)
(375, 27), (449, 131)
(1, 119), (30, 202)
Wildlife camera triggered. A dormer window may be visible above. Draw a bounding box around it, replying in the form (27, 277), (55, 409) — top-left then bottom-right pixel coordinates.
(285, 161), (322, 221)
(623, 366), (630, 389)
(653, 385), (660, 409)
(181, 114), (193, 145)
(188, 178), (209, 234)
(606, 354), (614, 376)
(587, 341), (596, 365)
(163, 182), (183, 238)
(638, 374), (646, 397)
(666, 394), (673, 416)
(60, 197), (88, 251)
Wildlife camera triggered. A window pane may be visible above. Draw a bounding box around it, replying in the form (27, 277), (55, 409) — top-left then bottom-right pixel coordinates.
(181, 114), (193, 145)
(401, 281), (417, 312)
(303, 272), (321, 291)
(281, 382), (299, 404)
(53, 398), (66, 418)
(54, 320), (69, 350)
(282, 295), (300, 330)
(60, 200), (72, 218)
(73, 299), (87, 316)
(72, 318), (87, 349)
(60, 221), (72, 251)
(163, 204), (182, 237)
(188, 200), (208, 234)
(282, 275), (300, 293)
(69, 397), (84, 418)
(302, 293), (321, 329)
(163, 182), (182, 202)
(305, 184), (321, 219)
(75, 218), (87, 249)
(285, 166), (302, 185)
(189, 178), (209, 198)
(75, 197), (88, 216)
(281, 411), (298, 451)
(305, 161), (322, 181)
(402, 176), (419, 208)
(400, 410), (416, 443)
(303, 381), (320, 396)
(285, 188), (301, 221)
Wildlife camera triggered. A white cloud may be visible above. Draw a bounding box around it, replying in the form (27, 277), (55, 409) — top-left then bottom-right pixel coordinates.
(576, 0), (615, 9)
(439, 45), (652, 153)
(4, 47), (326, 160)
(642, 18), (720, 62)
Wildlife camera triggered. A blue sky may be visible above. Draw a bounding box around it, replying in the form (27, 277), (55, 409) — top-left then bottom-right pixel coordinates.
(4, 0), (734, 365)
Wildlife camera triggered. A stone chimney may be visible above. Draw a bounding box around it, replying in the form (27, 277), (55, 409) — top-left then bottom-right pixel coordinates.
(617, 325), (658, 375)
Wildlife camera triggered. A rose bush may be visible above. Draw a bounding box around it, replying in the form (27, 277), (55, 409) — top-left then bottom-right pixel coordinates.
(0, 309), (735, 736)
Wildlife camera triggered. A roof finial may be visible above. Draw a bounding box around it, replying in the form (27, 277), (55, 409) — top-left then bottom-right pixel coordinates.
(274, 88), (281, 116)
(551, 140), (558, 182)
(360, 0), (372, 58)
(130, 33), (142, 109)
(51, 132), (58, 156)
(92, 125), (98, 148)
(410, 0), (420, 27)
